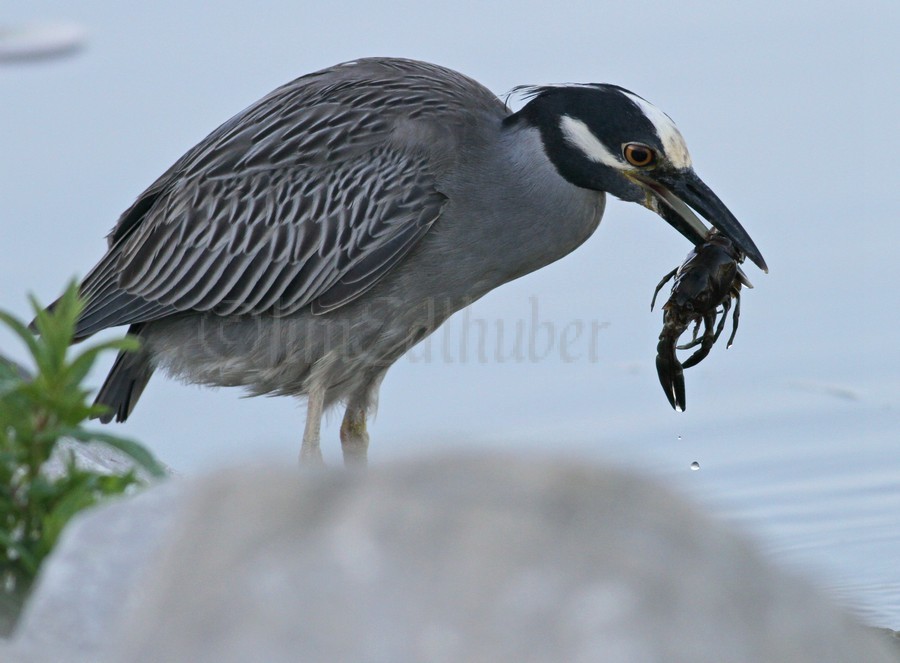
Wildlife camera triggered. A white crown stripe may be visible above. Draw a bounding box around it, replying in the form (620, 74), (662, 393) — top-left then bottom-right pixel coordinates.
(620, 91), (692, 169)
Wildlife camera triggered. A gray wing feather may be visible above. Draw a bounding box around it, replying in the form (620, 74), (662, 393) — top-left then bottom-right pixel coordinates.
(71, 58), (496, 338)
(111, 148), (446, 317)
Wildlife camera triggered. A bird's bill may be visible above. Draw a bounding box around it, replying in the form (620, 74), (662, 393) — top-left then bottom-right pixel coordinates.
(631, 169), (768, 272)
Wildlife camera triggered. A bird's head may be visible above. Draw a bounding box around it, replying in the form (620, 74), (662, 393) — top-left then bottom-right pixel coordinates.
(507, 84), (767, 272)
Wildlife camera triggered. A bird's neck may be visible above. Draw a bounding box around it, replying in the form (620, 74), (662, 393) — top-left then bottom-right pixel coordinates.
(476, 122), (606, 282)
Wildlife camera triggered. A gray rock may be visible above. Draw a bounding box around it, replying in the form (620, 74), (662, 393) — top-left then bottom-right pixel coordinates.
(43, 438), (172, 484)
(99, 455), (892, 663)
(5, 454), (894, 662)
(3, 479), (185, 662)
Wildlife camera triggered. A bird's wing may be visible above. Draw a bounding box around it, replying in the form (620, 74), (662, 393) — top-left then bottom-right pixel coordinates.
(70, 59), (496, 338)
(110, 145), (444, 318)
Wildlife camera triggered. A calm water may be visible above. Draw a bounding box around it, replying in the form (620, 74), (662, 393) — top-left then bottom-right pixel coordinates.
(667, 405), (900, 627)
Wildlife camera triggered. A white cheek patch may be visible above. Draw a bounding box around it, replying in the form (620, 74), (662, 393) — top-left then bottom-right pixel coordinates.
(621, 91), (693, 170)
(559, 115), (625, 169)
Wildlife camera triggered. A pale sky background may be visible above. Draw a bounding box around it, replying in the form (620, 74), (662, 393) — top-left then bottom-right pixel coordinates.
(2, 0), (899, 623)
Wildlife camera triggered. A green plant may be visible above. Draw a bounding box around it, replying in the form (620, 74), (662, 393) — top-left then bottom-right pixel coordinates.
(0, 282), (165, 632)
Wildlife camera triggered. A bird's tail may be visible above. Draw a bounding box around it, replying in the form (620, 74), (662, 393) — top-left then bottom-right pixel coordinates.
(94, 324), (154, 423)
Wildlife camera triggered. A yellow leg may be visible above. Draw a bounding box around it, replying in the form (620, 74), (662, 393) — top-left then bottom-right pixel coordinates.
(340, 405), (369, 468)
(299, 387), (325, 466)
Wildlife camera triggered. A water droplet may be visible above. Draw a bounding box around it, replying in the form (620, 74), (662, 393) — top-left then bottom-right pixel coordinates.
(676, 435), (682, 441)
(690, 461), (700, 471)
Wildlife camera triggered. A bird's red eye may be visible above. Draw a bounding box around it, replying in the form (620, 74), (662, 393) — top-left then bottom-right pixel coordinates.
(623, 143), (656, 167)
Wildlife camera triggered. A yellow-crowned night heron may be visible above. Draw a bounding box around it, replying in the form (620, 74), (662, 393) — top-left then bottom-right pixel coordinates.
(52, 58), (766, 466)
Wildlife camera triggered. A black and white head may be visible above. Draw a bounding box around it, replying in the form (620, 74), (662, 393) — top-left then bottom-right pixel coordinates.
(507, 84), (767, 271)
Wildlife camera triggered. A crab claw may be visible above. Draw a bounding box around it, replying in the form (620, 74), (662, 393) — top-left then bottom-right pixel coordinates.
(656, 337), (686, 411)
(681, 311), (720, 369)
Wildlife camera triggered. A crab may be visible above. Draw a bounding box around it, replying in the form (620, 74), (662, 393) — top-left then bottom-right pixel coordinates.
(651, 230), (752, 411)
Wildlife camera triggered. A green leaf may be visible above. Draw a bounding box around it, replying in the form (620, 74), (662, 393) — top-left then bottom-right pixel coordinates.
(67, 336), (140, 387)
(0, 530), (38, 575)
(41, 476), (100, 546)
(0, 312), (41, 372)
(1, 283), (164, 611)
(0, 358), (23, 386)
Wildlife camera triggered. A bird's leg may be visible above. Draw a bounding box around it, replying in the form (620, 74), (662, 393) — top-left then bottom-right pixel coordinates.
(299, 387), (325, 466)
(340, 404), (369, 468)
